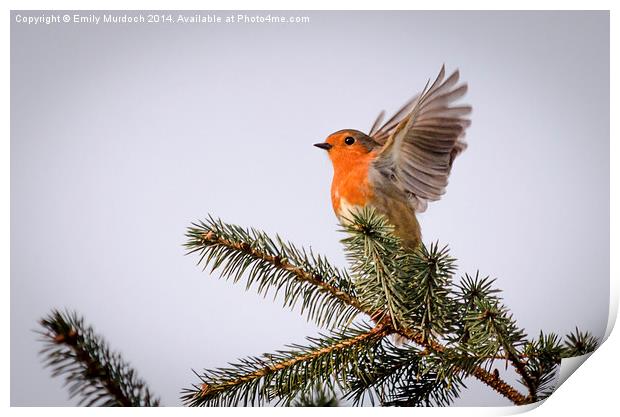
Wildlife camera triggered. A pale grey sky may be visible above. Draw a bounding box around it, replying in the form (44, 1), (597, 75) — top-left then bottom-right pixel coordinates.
(11, 10), (609, 406)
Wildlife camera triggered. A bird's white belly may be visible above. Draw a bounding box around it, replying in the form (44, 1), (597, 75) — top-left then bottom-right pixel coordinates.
(336, 197), (366, 224)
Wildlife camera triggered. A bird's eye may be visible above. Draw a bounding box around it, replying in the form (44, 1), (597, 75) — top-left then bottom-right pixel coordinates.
(344, 136), (355, 145)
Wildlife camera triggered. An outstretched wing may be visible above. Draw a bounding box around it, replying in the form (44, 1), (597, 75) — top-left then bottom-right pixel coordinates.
(368, 95), (419, 144)
(372, 66), (471, 213)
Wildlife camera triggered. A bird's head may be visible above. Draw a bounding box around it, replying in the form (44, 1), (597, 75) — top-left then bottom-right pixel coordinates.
(314, 129), (380, 167)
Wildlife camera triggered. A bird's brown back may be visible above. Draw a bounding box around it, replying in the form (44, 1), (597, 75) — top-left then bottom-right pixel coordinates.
(368, 168), (422, 250)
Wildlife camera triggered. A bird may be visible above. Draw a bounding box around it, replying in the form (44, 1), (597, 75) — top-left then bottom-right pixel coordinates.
(314, 65), (471, 250)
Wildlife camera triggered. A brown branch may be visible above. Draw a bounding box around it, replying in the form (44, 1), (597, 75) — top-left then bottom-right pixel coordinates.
(197, 322), (391, 401)
(200, 231), (363, 310)
(394, 327), (529, 405)
(43, 324), (134, 406)
(481, 314), (538, 401)
(504, 349), (537, 402)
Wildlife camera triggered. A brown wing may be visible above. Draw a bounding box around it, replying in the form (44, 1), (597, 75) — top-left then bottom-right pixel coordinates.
(372, 65), (471, 213)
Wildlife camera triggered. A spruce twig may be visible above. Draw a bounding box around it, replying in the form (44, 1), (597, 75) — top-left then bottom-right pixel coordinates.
(185, 217), (361, 329)
(181, 323), (391, 406)
(38, 309), (160, 407)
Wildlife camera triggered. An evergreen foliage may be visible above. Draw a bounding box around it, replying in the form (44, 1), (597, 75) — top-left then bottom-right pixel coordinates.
(38, 309), (160, 406)
(292, 385), (339, 407)
(38, 208), (600, 406)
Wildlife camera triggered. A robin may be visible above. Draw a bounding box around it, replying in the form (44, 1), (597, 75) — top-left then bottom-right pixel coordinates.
(315, 66), (471, 250)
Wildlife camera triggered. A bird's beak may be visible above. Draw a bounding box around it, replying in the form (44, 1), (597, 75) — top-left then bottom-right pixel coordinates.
(314, 142), (332, 151)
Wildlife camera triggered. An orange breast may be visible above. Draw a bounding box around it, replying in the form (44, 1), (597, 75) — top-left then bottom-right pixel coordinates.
(330, 152), (375, 216)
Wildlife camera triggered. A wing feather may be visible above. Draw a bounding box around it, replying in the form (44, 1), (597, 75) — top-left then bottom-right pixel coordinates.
(372, 66), (471, 212)
(368, 110), (386, 136)
(370, 95), (419, 143)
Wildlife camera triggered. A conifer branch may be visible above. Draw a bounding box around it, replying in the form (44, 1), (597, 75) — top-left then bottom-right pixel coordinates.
(345, 340), (465, 406)
(519, 328), (598, 400)
(185, 213), (531, 406)
(408, 242), (458, 340)
(181, 323), (391, 406)
(38, 309), (160, 407)
(563, 328), (599, 356)
(468, 298), (535, 400)
(185, 217), (361, 328)
(394, 326), (529, 405)
(340, 209), (412, 328)
(521, 332), (564, 400)
(292, 385), (339, 406)
(452, 272), (538, 401)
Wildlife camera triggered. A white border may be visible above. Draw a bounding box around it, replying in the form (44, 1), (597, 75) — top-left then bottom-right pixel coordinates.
(3, 1), (616, 416)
